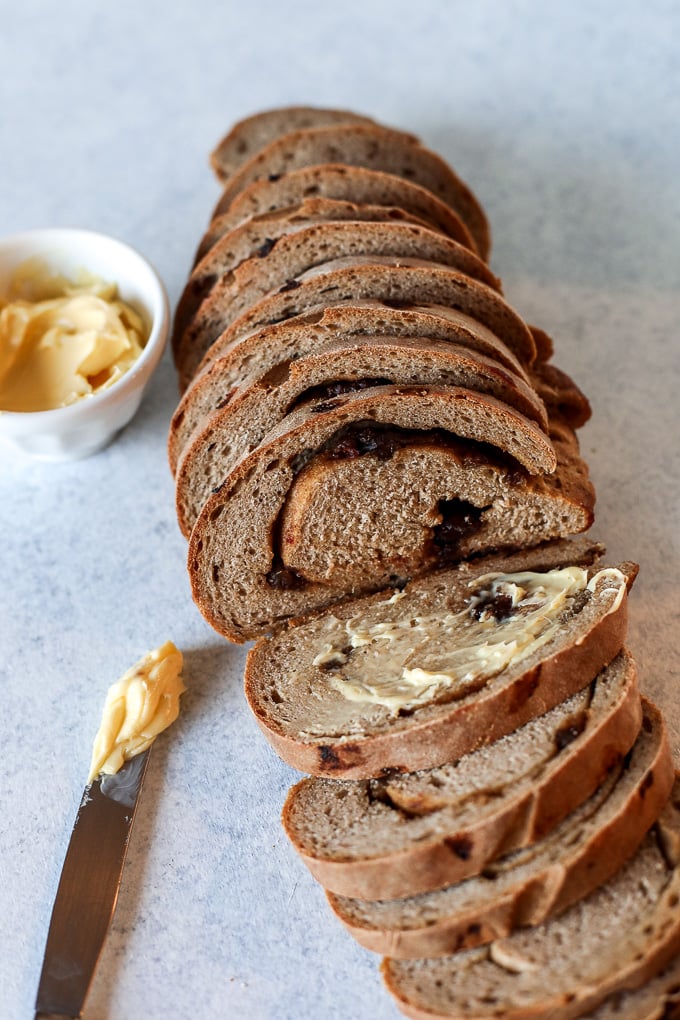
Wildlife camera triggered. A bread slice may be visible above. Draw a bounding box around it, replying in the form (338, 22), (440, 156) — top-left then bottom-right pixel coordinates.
(168, 302), (537, 474)
(326, 698), (672, 956)
(175, 338), (553, 537)
(174, 221), (502, 382)
(381, 776), (680, 1020)
(188, 388), (593, 642)
(244, 545), (635, 778)
(281, 650), (641, 900)
(210, 123), (490, 259)
(210, 106), (378, 182)
(173, 197), (452, 352)
(199, 164), (477, 261)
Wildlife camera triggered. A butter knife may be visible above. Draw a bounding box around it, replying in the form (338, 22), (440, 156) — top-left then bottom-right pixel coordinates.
(34, 748), (151, 1020)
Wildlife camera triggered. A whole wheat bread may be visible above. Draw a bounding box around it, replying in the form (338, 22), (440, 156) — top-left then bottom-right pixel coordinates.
(210, 122), (490, 259)
(174, 338), (553, 537)
(171, 110), (673, 1020)
(210, 106), (378, 182)
(173, 197), (452, 351)
(244, 544), (634, 777)
(326, 698), (672, 956)
(168, 302), (539, 474)
(174, 221), (502, 382)
(170, 311), (586, 478)
(281, 650), (640, 900)
(171, 109), (673, 1020)
(198, 164), (477, 261)
(381, 778), (680, 1020)
(188, 387), (593, 642)
(178, 262), (540, 391)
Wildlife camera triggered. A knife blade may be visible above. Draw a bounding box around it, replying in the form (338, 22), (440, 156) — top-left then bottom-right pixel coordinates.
(34, 748), (152, 1020)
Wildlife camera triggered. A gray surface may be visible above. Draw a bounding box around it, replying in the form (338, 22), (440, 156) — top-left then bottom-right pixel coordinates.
(1, 2), (679, 1018)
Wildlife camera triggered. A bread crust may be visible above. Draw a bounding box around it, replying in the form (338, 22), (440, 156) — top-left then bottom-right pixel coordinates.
(281, 651), (641, 900)
(177, 261), (537, 391)
(168, 302), (536, 474)
(326, 698), (673, 956)
(172, 198), (449, 353)
(530, 356), (592, 428)
(585, 955), (680, 1020)
(183, 261), (538, 391)
(169, 297), (538, 473)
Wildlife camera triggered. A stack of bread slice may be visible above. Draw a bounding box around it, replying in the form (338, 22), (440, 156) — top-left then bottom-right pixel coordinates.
(170, 107), (680, 1017)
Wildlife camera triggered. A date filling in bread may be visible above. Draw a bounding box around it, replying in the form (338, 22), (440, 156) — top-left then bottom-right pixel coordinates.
(311, 567), (626, 712)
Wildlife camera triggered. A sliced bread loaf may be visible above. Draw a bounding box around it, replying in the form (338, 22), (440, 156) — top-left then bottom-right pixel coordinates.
(381, 776), (680, 1020)
(174, 221), (502, 382)
(199, 164), (477, 261)
(175, 338), (552, 537)
(326, 697), (672, 956)
(281, 650), (641, 900)
(210, 123), (490, 259)
(210, 106), (378, 182)
(244, 544), (635, 777)
(174, 108), (669, 1020)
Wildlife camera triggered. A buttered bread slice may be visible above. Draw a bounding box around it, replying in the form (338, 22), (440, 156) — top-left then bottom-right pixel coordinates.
(245, 542), (634, 777)
(281, 650), (641, 900)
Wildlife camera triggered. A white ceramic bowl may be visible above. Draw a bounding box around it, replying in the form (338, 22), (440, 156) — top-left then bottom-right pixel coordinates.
(0, 228), (170, 460)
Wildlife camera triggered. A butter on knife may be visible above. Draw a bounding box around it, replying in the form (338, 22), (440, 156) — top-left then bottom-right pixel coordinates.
(35, 641), (186, 1020)
(88, 640), (186, 783)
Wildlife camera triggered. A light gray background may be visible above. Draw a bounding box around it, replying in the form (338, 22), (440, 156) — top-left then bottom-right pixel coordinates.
(1, 2), (678, 1017)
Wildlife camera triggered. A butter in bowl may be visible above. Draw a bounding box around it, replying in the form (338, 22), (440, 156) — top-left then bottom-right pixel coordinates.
(0, 228), (169, 460)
